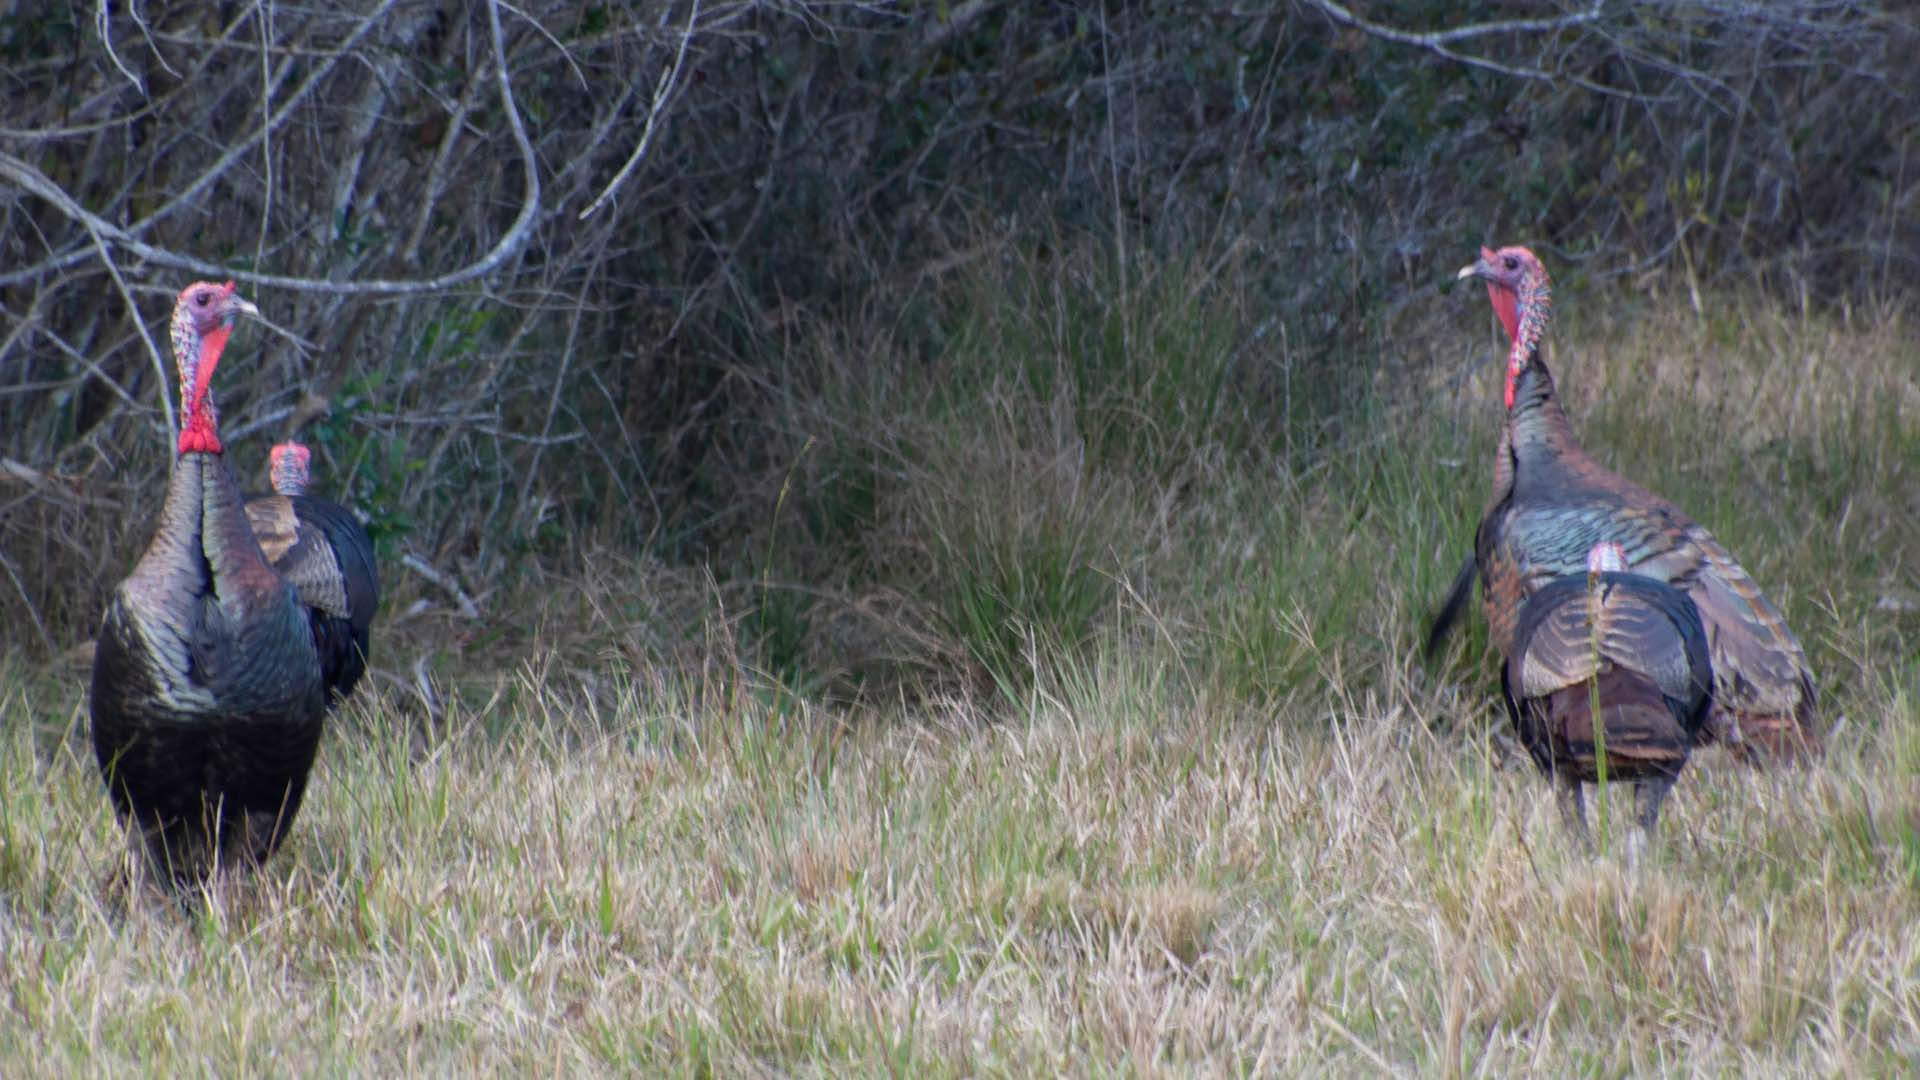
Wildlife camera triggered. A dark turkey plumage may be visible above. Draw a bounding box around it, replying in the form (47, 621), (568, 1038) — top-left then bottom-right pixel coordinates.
(246, 443), (379, 707)
(1430, 246), (1819, 763)
(1501, 548), (1713, 858)
(89, 282), (326, 891)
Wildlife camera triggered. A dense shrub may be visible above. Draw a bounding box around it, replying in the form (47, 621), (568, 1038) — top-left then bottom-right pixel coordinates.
(0, 0), (1912, 657)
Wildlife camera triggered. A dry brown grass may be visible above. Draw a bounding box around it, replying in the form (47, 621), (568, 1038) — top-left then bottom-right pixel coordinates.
(0, 652), (1913, 1074)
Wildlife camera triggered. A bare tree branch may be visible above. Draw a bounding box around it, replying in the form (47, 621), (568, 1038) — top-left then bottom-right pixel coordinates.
(401, 552), (482, 619)
(0, 0), (396, 289)
(0, 0), (540, 297)
(402, 72), (486, 265)
(1299, 0), (1607, 47)
(579, 0), (702, 221)
(1294, 0), (1607, 85)
(93, 0), (148, 95)
(82, 228), (178, 449)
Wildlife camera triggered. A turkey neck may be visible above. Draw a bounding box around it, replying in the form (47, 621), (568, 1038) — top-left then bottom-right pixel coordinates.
(197, 449), (285, 601)
(125, 452), (211, 603)
(125, 448), (284, 620)
(1497, 349), (1583, 496)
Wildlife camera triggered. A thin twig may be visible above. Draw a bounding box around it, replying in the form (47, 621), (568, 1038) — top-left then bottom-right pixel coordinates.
(411, 654), (445, 730)
(403, 72), (483, 264)
(519, 271), (593, 510)
(33, 325), (146, 413)
(499, 0), (591, 92)
(578, 0), (700, 220)
(1299, 0), (1607, 47)
(81, 222), (177, 448)
(0, 19), (238, 141)
(94, 0), (147, 94)
(255, 0), (277, 270)
(125, 0), (180, 79)
(0, 545), (58, 657)
(919, 0), (997, 52)
(400, 553), (482, 619)
(222, 406), (297, 446)
(1295, 0), (1612, 88)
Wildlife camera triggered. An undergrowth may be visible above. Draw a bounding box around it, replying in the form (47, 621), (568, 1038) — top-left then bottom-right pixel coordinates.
(720, 243), (1918, 717)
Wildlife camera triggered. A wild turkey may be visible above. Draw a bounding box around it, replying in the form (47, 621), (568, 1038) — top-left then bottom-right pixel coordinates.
(89, 281), (326, 891)
(1430, 245), (1819, 761)
(245, 442), (379, 707)
(1503, 541), (1712, 860)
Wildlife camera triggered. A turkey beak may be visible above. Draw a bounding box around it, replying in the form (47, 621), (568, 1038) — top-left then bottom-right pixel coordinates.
(1457, 245), (1499, 283)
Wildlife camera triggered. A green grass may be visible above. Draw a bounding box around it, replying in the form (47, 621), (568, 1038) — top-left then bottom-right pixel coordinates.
(2, 262), (1916, 1073)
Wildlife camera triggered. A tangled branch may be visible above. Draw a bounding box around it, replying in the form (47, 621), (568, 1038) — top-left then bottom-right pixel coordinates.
(0, 0), (539, 297)
(1295, 0), (1610, 87)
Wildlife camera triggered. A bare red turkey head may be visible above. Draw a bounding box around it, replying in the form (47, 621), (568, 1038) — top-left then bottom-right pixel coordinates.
(1457, 245), (1552, 408)
(170, 280), (259, 454)
(270, 442), (312, 496)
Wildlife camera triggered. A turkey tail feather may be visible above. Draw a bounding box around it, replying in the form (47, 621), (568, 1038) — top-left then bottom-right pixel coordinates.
(1535, 672), (1692, 781)
(1424, 553), (1478, 660)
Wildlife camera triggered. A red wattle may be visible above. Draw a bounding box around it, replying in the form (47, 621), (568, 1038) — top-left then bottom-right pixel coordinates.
(1486, 283), (1519, 344)
(1503, 349), (1527, 410)
(177, 401), (223, 454)
(194, 324), (231, 407)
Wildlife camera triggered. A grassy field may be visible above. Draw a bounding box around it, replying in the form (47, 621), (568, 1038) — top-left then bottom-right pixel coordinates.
(1, 269), (1916, 1074)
